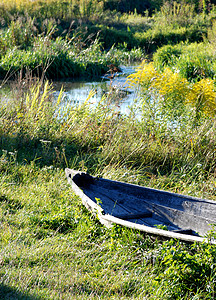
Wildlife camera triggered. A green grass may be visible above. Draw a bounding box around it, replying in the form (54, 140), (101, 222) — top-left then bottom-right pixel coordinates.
(1, 76), (216, 298)
(0, 30), (144, 80)
(1, 151), (216, 299)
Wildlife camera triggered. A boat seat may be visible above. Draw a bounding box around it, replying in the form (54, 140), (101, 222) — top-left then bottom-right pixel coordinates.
(113, 212), (152, 220)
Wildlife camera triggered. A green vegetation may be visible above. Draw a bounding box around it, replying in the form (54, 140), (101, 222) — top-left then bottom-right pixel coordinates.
(1, 0), (216, 299)
(0, 19), (144, 80)
(1, 0), (216, 79)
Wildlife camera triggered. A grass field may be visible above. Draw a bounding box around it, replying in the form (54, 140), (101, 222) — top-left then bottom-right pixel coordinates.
(1, 0), (216, 298)
(1, 75), (216, 298)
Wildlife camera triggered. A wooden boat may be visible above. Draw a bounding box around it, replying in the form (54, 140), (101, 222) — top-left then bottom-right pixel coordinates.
(65, 168), (216, 243)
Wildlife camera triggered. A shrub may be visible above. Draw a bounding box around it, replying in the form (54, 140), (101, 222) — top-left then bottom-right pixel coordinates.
(187, 78), (216, 119)
(103, 0), (162, 15)
(153, 42), (216, 82)
(87, 25), (138, 50)
(153, 239), (216, 298)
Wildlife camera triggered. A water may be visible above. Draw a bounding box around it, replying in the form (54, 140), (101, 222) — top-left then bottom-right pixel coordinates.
(52, 65), (138, 115)
(0, 65), (139, 115)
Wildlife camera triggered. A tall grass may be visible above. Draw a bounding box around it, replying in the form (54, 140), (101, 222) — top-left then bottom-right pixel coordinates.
(0, 0), (104, 21)
(1, 73), (216, 188)
(0, 15), (146, 80)
(0, 1), (214, 54)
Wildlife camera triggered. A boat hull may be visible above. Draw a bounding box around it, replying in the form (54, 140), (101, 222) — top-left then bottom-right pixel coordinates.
(65, 168), (216, 243)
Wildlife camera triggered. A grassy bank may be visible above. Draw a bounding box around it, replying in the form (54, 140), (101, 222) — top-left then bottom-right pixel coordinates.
(0, 26), (144, 80)
(1, 72), (216, 298)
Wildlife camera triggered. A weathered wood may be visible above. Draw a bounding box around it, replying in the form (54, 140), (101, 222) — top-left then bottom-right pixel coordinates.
(65, 168), (216, 243)
(114, 212), (152, 220)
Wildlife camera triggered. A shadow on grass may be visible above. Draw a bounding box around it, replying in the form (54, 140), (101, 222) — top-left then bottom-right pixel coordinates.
(0, 284), (40, 300)
(0, 133), (80, 169)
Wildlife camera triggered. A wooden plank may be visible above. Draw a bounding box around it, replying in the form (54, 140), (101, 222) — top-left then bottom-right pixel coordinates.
(114, 212), (152, 220)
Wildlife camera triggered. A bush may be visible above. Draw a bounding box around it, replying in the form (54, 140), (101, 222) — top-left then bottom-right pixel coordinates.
(87, 25), (138, 50)
(103, 0), (163, 15)
(153, 240), (216, 298)
(153, 42), (216, 82)
(127, 60), (216, 125)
